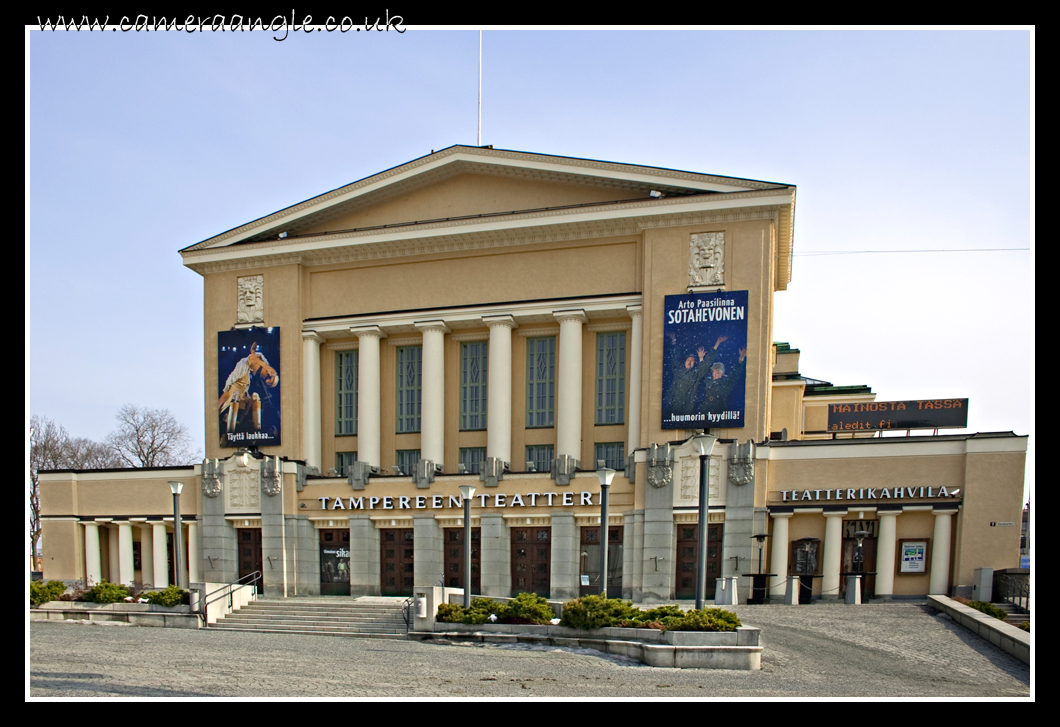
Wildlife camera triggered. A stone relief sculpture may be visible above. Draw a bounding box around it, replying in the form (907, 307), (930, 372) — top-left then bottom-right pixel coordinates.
(227, 462), (260, 511)
(679, 456), (720, 501)
(237, 275), (264, 324)
(688, 232), (725, 287)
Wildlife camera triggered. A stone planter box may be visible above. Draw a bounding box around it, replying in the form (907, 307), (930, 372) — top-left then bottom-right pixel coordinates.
(415, 622), (761, 670)
(31, 601), (199, 629)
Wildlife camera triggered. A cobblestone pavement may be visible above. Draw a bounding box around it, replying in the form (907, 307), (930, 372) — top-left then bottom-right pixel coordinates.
(29, 603), (1030, 698)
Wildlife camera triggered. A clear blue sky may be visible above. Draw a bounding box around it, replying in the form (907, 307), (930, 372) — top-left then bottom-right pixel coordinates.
(28, 27), (1033, 500)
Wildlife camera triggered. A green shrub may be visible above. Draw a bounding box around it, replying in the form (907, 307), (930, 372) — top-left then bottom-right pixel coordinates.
(639, 604), (684, 622)
(459, 597), (506, 624)
(143, 585), (189, 607)
(501, 592), (555, 624)
(1019, 622), (1030, 632)
(30, 580), (68, 607)
(968, 601), (1008, 621)
(436, 602), (463, 623)
(560, 595), (637, 630)
(83, 580), (130, 604)
(663, 607), (742, 632)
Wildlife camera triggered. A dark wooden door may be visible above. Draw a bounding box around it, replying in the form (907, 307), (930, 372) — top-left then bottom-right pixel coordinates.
(444, 528), (480, 594)
(675, 523), (722, 600)
(319, 528), (351, 596)
(237, 528), (263, 594)
(579, 525), (624, 597)
(380, 528), (414, 596)
(511, 526), (550, 598)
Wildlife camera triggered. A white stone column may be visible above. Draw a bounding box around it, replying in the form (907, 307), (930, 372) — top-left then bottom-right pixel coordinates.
(554, 310), (588, 461)
(821, 511), (845, 600)
(152, 522), (169, 588)
(929, 510), (954, 595)
(626, 305), (643, 454)
(108, 525), (119, 584)
(354, 326), (386, 468)
(875, 511), (899, 598)
(483, 315), (517, 464)
(187, 521), (201, 584)
(302, 331), (325, 473)
(139, 526), (154, 586)
(118, 521), (135, 586)
(768, 512), (792, 597)
(416, 321), (449, 467)
(83, 522), (102, 585)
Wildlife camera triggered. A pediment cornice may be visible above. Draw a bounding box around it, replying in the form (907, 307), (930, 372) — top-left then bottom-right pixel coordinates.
(180, 146), (791, 254)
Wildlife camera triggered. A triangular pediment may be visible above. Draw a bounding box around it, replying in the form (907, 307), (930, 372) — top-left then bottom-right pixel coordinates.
(181, 145), (791, 254)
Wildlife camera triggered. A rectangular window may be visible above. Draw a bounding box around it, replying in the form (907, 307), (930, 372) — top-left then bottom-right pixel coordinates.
(395, 449), (420, 476)
(459, 447), (487, 475)
(336, 351), (358, 435)
(525, 444), (554, 473)
(461, 341), (488, 430)
(396, 346), (422, 433)
(594, 442), (625, 471)
(336, 451), (358, 477)
(595, 332), (626, 425)
(526, 337), (555, 428)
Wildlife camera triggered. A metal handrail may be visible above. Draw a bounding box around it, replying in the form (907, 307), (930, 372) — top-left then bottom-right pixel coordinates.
(402, 596), (414, 632)
(197, 571), (262, 626)
(995, 574), (1030, 614)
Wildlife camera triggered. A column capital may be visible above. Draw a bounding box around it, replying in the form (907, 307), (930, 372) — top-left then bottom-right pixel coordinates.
(626, 304), (643, 318)
(415, 320), (450, 334)
(769, 511), (794, 519)
(482, 314), (518, 330)
(302, 330), (326, 344)
(352, 325), (387, 340)
(553, 309), (588, 324)
(824, 510), (848, 518)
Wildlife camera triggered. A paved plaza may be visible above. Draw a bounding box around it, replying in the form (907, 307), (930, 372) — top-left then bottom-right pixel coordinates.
(29, 602), (1030, 698)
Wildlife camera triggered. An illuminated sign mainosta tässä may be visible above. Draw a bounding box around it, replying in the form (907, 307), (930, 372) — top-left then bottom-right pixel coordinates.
(827, 399), (968, 432)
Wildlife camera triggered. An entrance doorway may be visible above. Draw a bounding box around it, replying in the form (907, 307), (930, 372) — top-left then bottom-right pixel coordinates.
(511, 526), (550, 598)
(444, 528), (480, 594)
(380, 528), (414, 596)
(579, 525), (623, 597)
(237, 528), (263, 594)
(840, 519), (878, 599)
(675, 523), (722, 600)
(319, 528), (351, 596)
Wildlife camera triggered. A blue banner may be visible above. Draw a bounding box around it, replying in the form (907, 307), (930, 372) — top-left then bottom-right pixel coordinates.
(218, 328), (282, 447)
(662, 291), (748, 429)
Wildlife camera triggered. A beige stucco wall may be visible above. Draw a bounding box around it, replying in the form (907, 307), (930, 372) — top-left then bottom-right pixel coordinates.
(952, 450), (1026, 587)
(640, 219), (775, 445)
(307, 238), (639, 320)
(299, 173), (649, 235)
(205, 264), (303, 461)
(770, 382), (805, 439)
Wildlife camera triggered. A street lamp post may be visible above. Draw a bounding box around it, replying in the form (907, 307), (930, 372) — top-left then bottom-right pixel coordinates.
(693, 432), (717, 611)
(596, 466), (616, 597)
(459, 484), (477, 609)
(168, 481), (184, 590)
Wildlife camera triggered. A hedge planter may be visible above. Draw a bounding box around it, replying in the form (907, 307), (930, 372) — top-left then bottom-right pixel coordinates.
(416, 622), (762, 670)
(31, 601), (199, 629)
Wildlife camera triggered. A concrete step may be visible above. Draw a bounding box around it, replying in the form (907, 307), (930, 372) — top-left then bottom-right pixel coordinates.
(208, 626), (409, 640)
(208, 596), (409, 638)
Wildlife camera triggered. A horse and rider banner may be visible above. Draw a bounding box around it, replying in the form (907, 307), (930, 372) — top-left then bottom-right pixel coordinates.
(217, 328), (281, 447)
(662, 291), (748, 430)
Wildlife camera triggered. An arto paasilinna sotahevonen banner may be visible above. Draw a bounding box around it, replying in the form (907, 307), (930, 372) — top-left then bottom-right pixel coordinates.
(662, 291), (748, 430)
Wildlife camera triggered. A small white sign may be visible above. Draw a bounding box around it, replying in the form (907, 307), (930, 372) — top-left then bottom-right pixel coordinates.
(580, 574), (590, 586)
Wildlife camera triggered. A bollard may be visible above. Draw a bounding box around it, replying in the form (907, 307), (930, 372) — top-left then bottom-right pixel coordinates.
(844, 576), (862, 605)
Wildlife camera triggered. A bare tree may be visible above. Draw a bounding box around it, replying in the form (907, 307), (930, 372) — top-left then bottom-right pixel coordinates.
(29, 415), (71, 569)
(64, 437), (123, 469)
(105, 404), (201, 468)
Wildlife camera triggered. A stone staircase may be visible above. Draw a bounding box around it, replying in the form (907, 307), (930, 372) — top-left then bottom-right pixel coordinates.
(993, 601), (1031, 629)
(209, 596), (409, 639)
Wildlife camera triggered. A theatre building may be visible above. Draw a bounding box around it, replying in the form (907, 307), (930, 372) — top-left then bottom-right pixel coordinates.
(39, 146), (1028, 603)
